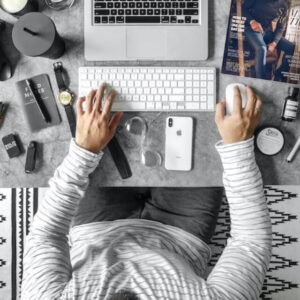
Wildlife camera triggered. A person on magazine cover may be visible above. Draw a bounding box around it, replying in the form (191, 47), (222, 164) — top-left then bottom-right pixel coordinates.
(243, 0), (295, 81)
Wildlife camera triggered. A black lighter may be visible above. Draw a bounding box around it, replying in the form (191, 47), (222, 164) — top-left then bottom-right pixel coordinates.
(2, 134), (22, 158)
(25, 141), (37, 173)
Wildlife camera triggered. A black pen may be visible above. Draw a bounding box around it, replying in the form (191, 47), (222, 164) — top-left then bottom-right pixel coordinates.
(25, 79), (50, 123)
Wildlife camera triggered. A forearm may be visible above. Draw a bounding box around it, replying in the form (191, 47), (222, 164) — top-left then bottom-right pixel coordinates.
(217, 137), (271, 245)
(31, 139), (103, 237)
(207, 138), (272, 299)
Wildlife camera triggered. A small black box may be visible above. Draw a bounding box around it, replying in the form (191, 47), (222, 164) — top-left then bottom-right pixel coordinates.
(2, 134), (22, 158)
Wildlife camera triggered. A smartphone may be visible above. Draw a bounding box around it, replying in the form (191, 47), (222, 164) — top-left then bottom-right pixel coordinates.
(165, 116), (193, 171)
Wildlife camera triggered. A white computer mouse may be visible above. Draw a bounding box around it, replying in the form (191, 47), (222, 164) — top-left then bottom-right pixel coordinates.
(225, 83), (247, 115)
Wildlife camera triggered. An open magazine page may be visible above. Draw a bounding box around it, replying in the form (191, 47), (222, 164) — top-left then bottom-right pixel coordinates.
(222, 0), (300, 84)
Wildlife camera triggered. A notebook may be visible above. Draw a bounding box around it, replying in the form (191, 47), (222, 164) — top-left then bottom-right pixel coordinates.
(16, 74), (61, 132)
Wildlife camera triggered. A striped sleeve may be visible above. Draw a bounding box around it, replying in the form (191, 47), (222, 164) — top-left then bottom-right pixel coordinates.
(206, 137), (272, 300)
(21, 140), (103, 300)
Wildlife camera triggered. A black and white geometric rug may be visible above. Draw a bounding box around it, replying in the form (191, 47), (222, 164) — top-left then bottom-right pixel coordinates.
(0, 186), (299, 300)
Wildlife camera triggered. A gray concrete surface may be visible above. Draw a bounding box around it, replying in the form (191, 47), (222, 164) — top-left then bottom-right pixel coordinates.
(0, 0), (299, 187)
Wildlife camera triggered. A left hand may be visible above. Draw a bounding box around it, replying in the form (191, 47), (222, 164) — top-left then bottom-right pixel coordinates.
(268, 42), (277, 53)
(76, 84), (123, 154)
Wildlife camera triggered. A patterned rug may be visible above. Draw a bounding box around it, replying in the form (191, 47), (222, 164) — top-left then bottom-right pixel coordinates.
(0, 186), (299, 300)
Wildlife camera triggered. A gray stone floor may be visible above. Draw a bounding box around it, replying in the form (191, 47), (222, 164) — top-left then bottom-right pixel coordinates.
(0, 0), (299, 187)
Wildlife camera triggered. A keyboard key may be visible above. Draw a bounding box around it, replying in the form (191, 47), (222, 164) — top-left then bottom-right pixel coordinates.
(170, 95), (184, 102)
(155, 95), (161, 101)
(162, 95), (168, 102)
(200, 102), (207, 110)
(183, 9), (198, 15)
(147, 102), (155, 109)
(113, 102), (146, 111)
(187, 2), (198, 8)
(185, 16), (191, 23)
(95, 9), (109, 15)
(170, 16), (177, 23)
(117, 16), (124, 23)
(95, 16), (101, 23)
(173, 88), (184, 94)
(156, 102), (162, 110)
(186, 102), (200, 110)
(170, 102), (177, 110)
(162, 16), (169, 23)
(208, 96), (214, 110)
(95, 3), (106, 8)
(109, 16), (115, 23)
(126, 16), (160, 23)
(208, 82), (214, 94)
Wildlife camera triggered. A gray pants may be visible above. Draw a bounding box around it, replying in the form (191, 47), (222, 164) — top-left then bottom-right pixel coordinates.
(73, 187), (224, 244)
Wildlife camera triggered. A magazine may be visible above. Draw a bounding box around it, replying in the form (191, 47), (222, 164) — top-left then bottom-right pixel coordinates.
(222, 0), (300, 85)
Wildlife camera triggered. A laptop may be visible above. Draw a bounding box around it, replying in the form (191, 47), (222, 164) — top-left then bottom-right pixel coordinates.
(84, 0), (208, 61)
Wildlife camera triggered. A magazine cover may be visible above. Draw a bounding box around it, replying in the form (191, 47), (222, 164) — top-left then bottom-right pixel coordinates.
(222, 0), (300, 84)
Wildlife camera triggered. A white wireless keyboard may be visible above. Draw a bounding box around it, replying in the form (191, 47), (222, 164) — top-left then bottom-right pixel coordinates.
(79, 67), (216, 112)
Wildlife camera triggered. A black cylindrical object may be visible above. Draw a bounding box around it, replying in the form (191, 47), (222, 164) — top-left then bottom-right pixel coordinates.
(12, 12), (65, 59)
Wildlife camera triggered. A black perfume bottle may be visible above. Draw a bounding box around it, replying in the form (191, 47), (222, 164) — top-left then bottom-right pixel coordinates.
(281, 87), (299, 122)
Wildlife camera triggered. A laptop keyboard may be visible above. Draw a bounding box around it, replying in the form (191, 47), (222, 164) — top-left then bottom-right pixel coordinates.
(93, 0), (200, 25)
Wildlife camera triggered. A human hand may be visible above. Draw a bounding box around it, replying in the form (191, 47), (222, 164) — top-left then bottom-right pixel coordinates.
(250, 20), (263, 33)
(268, 42), (277, 53)
(215, 86), (262, 145)
(76, 84), (123, 154)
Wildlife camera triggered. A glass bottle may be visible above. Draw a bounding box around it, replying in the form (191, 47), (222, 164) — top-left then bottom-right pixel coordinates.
(281, 87), (299, 122)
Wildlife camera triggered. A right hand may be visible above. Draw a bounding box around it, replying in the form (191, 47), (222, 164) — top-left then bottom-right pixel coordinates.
(75, 84), (123, 154)
(215, 86), (262, 145)
(250, 20), (263, 33)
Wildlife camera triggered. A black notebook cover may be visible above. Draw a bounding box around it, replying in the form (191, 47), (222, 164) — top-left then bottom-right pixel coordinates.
(16, 74), (61, 132)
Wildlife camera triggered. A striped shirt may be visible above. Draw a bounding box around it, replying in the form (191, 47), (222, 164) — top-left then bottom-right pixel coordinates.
(21, 137), (272, 300)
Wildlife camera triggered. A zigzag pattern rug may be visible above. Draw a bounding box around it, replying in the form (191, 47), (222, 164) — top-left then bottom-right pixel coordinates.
(0, 186), (299, 300)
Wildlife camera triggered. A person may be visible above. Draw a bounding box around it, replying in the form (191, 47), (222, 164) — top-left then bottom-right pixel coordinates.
(243, 0), (295, 81)
(21, 84), (272, 300)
